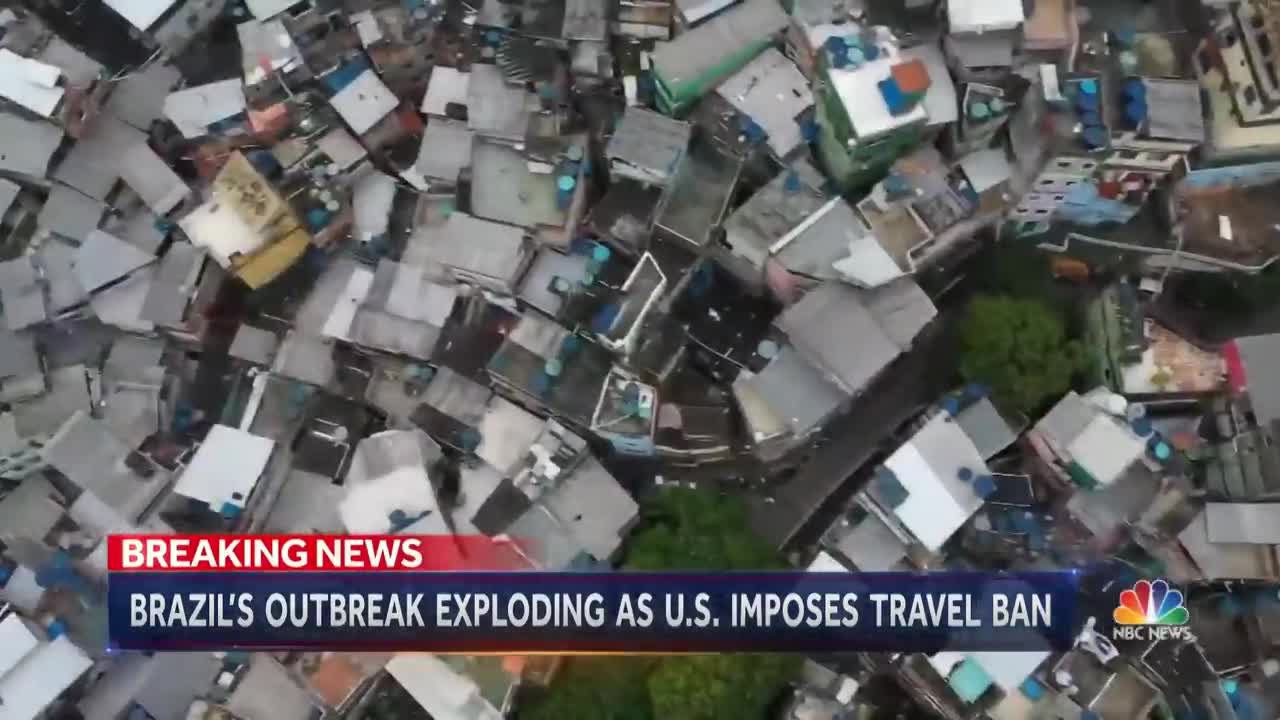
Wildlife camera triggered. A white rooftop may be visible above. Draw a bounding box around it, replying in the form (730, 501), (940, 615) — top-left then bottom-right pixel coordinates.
(163, 79), (246, 139)
(173, 425), (274, 511)
(882, 413), (988, 551)
(0, 50), (64, 118)
(105, 0), (181, 29)
(947, 0), (1025, 33)
(806, 550), (849, 572)
(833, 229), (907, 288)
(1065, 414), (1146, 486)
(179, 199), (268, 268)
(929, 650), (1049, 692)
(330, 70), (398, 135)
(829, 53), (928, 142)
(0, 635), (92, 720)
(421, 66), (471, 116)
(0, 615), (39, 680)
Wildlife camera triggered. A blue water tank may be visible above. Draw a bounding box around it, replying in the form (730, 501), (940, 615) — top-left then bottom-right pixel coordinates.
(1075, 92), (1100, 112)
(942, 396), (962, 416)
(460, 428), (482, 451)
(957, 467), (974, 482)
(1124, 99), (1148, 126)
(592, 244), (611, 262)
(830, 49), (849, 69)
(532, 372), (552, 396)
(591, 303), (619, 334)
(1082, 127), (1110, 149)
(1130, 417), (1153, 437)
(863, 43), (880, 60)
(784, 172), (802, 193)
(544, 358), (563, 377)
(46, 620), (66, 640)
(878, 78), (911, 115)
(825, 36), (847, 53)
(800, 118), (818, 142)
(974, 475), (997, 498)
(307, 208), (330, 231)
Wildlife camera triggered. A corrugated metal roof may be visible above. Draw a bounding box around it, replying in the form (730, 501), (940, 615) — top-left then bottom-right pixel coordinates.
(737, 345), (847, 438)
(426, 212), (530, 285)
(649, 0), (787, 95)
(76, 229), (155, 293)
(606, 107), (690, 185)
(37, 185), (105, 243)
(860, 277), (938, 349)
(416, 117), (473, 182)
(467, 64), (535, 140)
(776, 281), (900, 394)
(139, 242), (203, 327)
(0, 112), (62, 178)
(715, 48), (812, 157)
(539, 455), (637, 561)
(1205, 502), (1280, 544)
(1236, 333), (1280, 427)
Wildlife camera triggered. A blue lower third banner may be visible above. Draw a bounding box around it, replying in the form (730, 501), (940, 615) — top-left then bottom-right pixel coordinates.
(108, 571), (1080, 653)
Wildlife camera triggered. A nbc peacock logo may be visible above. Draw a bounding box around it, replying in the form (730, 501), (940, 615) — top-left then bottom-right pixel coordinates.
(1111, 579), (1193, 641)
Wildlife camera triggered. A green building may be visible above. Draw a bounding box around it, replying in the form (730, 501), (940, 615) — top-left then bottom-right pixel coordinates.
(802, 30), (954, 189)
(649, 0), (790, 115)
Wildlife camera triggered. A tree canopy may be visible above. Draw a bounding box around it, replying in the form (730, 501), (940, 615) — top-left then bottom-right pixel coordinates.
(957, 294), (1084, 414)
(518, 488), (800, 720)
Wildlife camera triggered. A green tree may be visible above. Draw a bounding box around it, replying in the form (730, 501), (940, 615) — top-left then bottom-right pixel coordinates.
(520, 657), (656, 720)
(627, 488), (799, 720)
(519, 488), (800, 720)
(648, 653), (798, 720)
(623, 486), (783, 572)
(958, 294), (1084, 414)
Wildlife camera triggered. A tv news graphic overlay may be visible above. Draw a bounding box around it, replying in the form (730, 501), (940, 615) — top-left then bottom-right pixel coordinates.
(1111, 578), (1193, 641)
(108, 535), (1080, 653)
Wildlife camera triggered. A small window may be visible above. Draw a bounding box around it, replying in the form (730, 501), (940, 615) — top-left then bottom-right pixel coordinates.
(1245, 85), (1259, 105)
(1056, 160), (1072, 169)
(1118, 149), (1141, 159)
(1035, 208), (1049, 215)
(1039, 178), (1054, 186)
(1082, 162), (1097, 170)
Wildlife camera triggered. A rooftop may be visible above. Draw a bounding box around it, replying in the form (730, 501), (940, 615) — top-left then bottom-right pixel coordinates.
(714, 48), (813, 158)
(879, 412), (990, 551)
(606, 107), (691, 186)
